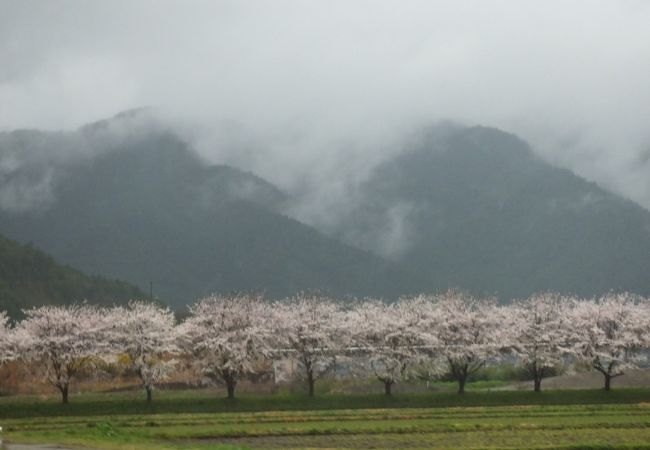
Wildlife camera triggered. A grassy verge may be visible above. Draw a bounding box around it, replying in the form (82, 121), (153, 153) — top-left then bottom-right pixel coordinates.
(2, 388), (650, 418)
(3, 390), (650, 449)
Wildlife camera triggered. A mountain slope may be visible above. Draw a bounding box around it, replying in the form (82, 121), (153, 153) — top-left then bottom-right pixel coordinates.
(0, 115), (424, 307)
(5, 115), (648, 305)
(0, 233), (144, 318)
(331, 124), (650, 300)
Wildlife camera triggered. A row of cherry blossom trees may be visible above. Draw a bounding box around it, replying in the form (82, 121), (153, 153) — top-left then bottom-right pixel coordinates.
(0, 291), (649, 403)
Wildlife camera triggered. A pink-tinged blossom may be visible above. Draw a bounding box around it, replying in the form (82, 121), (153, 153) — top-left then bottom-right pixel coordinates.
(272, 293), (347, 397)
(432, 290), (504, 394)
(349, 298), (429, 395)
(16, 304), (109, 403)
(179, 293), (271, 399)
(568, 293), (650, 390)
(506, 293), (573, 391)
(107, 301), (177, 403)
(0, 311), (13, 365)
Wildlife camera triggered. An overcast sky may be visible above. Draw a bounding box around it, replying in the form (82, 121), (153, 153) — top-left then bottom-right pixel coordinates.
(1, 0), (650, 211)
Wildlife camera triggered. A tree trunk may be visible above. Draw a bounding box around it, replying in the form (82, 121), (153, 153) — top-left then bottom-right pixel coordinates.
(146, 385), (153, 403)
(61, 384), (69, 404)
(604, 374), (612, 391)
(384, 380), (393, 396)
(458, 376), (466, 394)
(307, 370), (315, 397)
(529, 363), (543, 392)
(226, 380), (236, 399)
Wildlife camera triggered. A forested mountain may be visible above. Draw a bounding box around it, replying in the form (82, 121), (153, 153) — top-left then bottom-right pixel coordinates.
(0, 115), (424, 307)
(0, 233), (144, 318)
(330, 124), (650, 300)
(2, 113), (649, 308)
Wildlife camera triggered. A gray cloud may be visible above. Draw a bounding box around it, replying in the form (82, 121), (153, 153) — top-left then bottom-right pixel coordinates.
(1, 0), (649, 214)
(0, 109), (168, 212)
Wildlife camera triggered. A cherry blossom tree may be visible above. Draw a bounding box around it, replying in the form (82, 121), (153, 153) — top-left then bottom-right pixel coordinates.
(0, 311), (14, 389)
(16, 304), (108, 403)
(507, 293), (573, 391)
(179, 293), (271, 399)
(107, 301), (177, 403)
(568, 293), (650, 391)
(350, 299), (429, 395)
(0, 311), (12, 364)
(273, 293), (347, 397)
(432, 290), (504, 394)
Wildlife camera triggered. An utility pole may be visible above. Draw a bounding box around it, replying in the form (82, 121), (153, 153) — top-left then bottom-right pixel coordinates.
(150, 281), (153, 301)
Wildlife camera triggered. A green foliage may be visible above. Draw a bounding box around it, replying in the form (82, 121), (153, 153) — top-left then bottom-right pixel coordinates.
(0, 234), (144, 318)
(94, 421), (118, 438)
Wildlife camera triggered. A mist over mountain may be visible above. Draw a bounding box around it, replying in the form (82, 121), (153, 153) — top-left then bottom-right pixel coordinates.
(0, 113), (424, 307)
(326, 124), (650, 300)
(1, 111), (650, 306)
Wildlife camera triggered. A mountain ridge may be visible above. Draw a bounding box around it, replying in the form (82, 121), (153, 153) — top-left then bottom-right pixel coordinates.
(0, 233), (145, 318)
(2, 113), (649, 306)
(0, 119), (426, 306)
(329, 123), (650, 300)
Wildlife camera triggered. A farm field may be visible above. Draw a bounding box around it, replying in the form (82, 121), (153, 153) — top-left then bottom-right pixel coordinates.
(3, 389), (650, 449)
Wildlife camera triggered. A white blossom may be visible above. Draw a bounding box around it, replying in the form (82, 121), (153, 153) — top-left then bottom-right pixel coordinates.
(349, 298), (429, 395)
(568, 293), (650, 390)
(107, 301), (177, 402)
(0, 311), (14, 365)
(16, 304), (109, 403)
(506, 293), (574, 391)
(430, 290), (504, 394)
(179, 293), (271, 399)
(272, 292), (347, 396)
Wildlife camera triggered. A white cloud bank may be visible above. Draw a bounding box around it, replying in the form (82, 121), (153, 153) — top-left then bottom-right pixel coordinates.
(1, 0), (649, 210)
